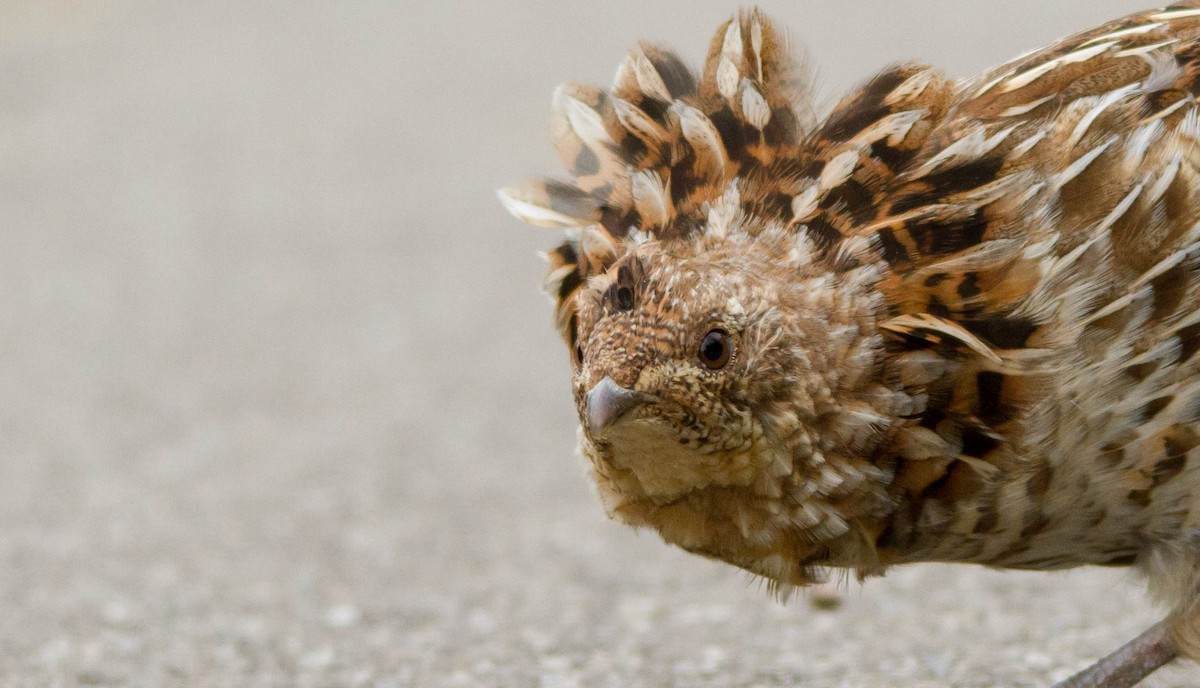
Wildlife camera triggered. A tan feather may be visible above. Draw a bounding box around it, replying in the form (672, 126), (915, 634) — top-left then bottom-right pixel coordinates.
(504, 5), (1200, 682)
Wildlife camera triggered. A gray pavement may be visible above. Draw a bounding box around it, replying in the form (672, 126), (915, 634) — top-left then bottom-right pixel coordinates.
(1, 1), (1197, 686)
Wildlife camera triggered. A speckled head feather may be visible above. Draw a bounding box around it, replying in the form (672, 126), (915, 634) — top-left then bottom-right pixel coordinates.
(503, 3), (1200, 678)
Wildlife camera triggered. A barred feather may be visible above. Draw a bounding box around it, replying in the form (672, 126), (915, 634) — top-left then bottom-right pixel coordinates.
(504, 2), (1200, 672)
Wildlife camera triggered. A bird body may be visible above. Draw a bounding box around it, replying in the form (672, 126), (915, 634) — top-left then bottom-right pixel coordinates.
(501, 4), (1200, 683)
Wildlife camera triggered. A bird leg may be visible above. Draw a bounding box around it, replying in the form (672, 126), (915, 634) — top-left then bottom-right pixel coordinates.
(1051, 618), (1176, 688)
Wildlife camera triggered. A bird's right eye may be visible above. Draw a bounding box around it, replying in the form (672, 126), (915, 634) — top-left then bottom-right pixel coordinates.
(698, 329), (732, 370)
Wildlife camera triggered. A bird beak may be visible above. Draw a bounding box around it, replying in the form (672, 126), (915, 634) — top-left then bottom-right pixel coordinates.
(586, 376), (645, 434)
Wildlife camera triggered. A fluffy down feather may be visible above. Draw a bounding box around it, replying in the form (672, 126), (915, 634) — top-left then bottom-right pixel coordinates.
(502, 4), (1200, 683)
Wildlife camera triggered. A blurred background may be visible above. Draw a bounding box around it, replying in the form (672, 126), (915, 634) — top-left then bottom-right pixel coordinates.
(1, 1), (1195, 686)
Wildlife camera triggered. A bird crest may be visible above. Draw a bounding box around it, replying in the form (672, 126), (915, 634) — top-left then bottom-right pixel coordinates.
(500, 10), (818, 340)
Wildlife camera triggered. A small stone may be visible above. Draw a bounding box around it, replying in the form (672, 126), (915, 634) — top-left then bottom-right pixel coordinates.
(324, 604), (361, 628)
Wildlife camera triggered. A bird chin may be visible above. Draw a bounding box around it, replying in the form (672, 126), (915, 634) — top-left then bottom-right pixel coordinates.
(590, 412), (762, 505)
(589, 417), (721, 504)
(581, 420), (834, 588)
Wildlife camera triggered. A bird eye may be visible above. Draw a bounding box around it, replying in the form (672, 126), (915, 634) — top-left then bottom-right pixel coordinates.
(698, 329), (732, 370)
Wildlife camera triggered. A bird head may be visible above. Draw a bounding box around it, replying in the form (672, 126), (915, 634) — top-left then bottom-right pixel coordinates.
(562, 217), (896, 588)
(572, 238), (782, 503)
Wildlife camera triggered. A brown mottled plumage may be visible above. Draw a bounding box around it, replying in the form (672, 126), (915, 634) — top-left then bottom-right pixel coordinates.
(500, 5), (1200, 686)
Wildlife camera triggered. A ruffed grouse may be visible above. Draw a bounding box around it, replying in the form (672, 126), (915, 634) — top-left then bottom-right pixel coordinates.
(500, 4), (1200, 686)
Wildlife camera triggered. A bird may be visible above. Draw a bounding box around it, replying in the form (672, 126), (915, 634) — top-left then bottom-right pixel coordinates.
(499, 4), (1200, 686)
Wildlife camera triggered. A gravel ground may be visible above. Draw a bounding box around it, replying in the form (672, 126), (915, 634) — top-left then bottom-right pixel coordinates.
(2, 1), (1199, 686)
